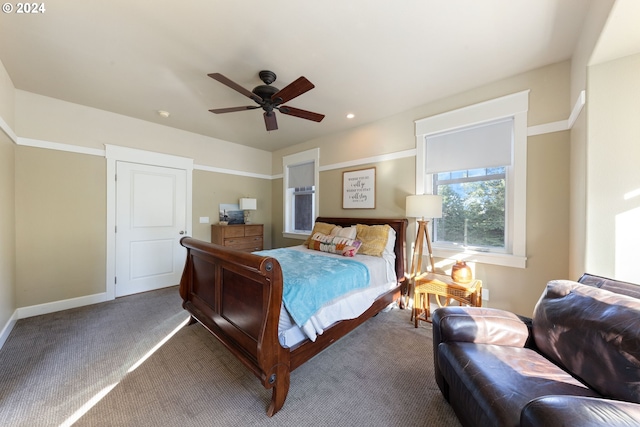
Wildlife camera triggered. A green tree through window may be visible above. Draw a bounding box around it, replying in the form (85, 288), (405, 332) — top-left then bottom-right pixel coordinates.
(434, 167), (505, 249)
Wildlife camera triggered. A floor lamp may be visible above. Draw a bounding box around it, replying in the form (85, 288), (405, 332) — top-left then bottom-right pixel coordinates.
(406, 194), (443, 279)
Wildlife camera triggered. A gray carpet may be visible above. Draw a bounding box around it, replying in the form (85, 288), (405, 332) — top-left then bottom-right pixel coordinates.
(0, 286), (461, 426)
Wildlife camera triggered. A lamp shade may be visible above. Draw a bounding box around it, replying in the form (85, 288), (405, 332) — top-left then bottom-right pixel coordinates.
(239, 198), (257, 210)
(406, 194), (442, 219)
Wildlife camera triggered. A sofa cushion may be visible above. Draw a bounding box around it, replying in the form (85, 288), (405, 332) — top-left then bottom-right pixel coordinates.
(533, 280), (640, 403)
(521, 395), (640, 427)
(438, 342), (599, 427)
(578, 273), (640, 299)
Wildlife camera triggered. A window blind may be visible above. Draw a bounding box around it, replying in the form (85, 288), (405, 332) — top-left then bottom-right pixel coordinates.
(288, 161), (315, 188)
(425, 118), (513, 174)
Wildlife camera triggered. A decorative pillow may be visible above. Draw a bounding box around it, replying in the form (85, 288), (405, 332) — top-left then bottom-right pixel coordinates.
(304, 222), (337, 245)
(308, 232), (362, 257)
(330, 225), (357, 240)
(356, 224), (391, 257)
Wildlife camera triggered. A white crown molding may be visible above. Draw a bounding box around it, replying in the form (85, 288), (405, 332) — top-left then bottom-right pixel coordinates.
(194, 163), (272, 180)
(568, 90), (586, 128)
(319, 148), (416, 172)
(527, 120), (568, 136)
(3, 89), (587, 181)
(18, 137), (105, 156)
(527, 90), (586, 137)
(0, 115), (18, 144)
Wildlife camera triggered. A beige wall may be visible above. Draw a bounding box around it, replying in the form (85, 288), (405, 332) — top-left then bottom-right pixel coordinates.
(7, 89), (275, 309)
(0, 59), (16, 331)
(3, 0), (635, 320)
(0, 132), (16, 328)
(14, 147), (107, 306)
(273, 156), (416, 249)
(272, 61), (573, 316)
(586, 53), (640, 283)
(568, 0), (615, 279)
(11, 147), (274, 308)
(0, 60), (14, 129)
(192, 169), (273, 248)
(15, 90), (273, 177)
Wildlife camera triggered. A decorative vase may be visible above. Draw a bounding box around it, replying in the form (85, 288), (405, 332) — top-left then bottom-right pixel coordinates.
(451, 261), (473, 284)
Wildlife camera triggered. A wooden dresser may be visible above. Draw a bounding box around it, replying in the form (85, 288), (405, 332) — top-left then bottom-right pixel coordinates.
(211, 224), (264, 252)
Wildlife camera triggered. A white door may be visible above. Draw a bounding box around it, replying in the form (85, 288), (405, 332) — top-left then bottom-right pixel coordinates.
(115, 161), (187, 297)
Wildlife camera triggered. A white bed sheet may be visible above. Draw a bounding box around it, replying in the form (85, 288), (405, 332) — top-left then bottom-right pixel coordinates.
(277, 245), (397, 348)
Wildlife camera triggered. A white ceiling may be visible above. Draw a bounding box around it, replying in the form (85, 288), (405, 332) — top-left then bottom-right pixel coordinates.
(0, 0), (594, 152)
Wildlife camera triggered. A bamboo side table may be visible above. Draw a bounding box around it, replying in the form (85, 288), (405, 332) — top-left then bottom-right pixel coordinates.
(411, 272), (482, 327)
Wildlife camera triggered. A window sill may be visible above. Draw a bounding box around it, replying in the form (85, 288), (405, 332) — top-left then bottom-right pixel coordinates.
(282, 231), (309, 241)
(432, 247), (527, 269)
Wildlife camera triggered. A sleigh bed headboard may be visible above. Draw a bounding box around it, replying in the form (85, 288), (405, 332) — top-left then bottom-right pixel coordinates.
(314, 217), (408, 283)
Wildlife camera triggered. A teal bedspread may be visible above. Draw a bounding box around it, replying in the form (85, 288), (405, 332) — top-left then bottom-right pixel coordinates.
(254, 248), (370, 327)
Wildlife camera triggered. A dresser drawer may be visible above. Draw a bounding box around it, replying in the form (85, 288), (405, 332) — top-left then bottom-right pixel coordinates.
(211, 224), (264, 252)
(244, 225), (263, 237)
(222, 226), (246, 238)
(225, 237), (263, 252)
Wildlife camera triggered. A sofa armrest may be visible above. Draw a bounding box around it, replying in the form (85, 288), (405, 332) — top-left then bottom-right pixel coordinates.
(433, 306), (530, 347)
(431, 306), (531, 400)
(521, 395), (640, 427)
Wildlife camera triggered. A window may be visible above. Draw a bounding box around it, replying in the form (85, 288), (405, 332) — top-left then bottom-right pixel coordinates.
(428, 117), (512, 252)
(283, 149), (319, 239)
(291, 185), (314, 232)
(434, 167), (506, 250)
(415, 91), (529, 268)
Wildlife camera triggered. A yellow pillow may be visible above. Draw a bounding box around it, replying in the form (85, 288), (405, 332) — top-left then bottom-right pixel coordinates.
(304, 222), (337, 245)
(356, 224), (391, 257)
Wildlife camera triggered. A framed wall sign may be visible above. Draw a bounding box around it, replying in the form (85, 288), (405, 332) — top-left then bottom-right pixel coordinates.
(343, 167), (376, 209)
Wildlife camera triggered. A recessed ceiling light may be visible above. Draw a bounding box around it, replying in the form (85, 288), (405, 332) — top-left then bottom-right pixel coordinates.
(346, 113), (355, 119)
(157, 110), (170, 118)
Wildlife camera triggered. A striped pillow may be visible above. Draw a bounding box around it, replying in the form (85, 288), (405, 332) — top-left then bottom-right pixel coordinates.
(308, 232), (362, 257)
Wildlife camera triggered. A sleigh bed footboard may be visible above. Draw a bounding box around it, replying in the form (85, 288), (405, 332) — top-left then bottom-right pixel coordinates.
(179, 237), (290, 416)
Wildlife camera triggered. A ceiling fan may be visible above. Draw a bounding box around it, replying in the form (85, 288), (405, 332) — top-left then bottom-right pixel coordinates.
(208, 70), (325, 131)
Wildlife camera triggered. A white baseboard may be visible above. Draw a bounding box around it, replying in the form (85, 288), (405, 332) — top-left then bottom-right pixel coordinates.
(16, 292), (111, 319)
(0, 310), (19, 349)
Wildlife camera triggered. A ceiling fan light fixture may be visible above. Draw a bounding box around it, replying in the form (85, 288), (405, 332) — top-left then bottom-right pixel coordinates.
(208, 70), (324, 131)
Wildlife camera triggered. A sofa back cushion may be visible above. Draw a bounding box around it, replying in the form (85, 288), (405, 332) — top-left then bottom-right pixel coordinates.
(578, 273), (640, 299)
(533, 280), (640, 403)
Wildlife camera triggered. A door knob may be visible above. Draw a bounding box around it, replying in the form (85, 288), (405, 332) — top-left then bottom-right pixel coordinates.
(179, 231), (185, 235)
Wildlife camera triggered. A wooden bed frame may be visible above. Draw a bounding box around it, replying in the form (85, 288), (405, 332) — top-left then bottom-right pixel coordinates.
(178, 217), (407, 416)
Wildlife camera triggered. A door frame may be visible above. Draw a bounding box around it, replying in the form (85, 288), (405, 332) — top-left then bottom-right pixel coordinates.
(105, 144), (193, 300)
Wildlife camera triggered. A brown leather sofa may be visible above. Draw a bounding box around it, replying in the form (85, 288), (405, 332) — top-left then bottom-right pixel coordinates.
(432, 274), (640, 426)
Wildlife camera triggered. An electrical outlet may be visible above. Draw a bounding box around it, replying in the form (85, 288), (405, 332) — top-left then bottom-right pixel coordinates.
(483, 289), (490, 301)
(199, 217), (210, 224)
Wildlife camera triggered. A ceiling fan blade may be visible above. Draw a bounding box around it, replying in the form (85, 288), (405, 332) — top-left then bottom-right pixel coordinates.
(278, 106), (325, 122)
(208, 73), (262, 103)
(264, 111), (278, 131)
(209, 106), (260, 114)
(271, 76), (314, 105)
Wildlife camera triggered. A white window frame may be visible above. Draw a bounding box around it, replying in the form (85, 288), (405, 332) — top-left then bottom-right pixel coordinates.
(283, 148), (320, 240)
(415, 91), (529, 268)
